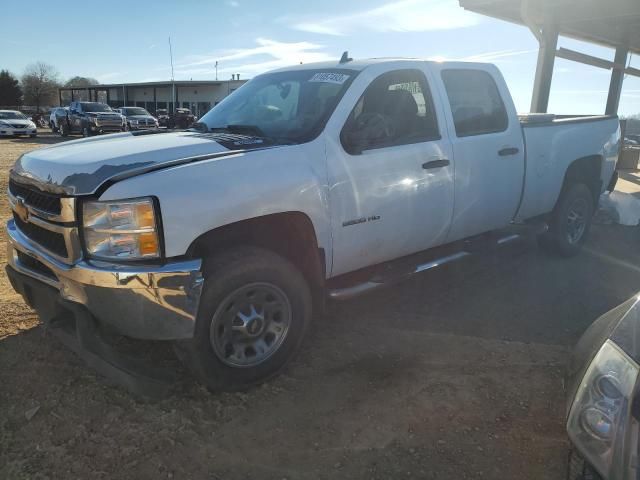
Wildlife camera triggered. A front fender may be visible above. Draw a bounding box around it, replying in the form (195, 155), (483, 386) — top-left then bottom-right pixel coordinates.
(98, 140), (332, 269)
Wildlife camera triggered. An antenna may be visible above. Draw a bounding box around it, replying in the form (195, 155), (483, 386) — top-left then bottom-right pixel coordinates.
(169, 37), (175, 112)
(339, 51), (352, 64)
(215, 61), (218, 81)
(168, 37), (175, 81)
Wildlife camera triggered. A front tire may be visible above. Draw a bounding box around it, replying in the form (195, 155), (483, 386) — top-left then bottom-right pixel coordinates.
(538, 183), (594, 257)
(59, 123), (69, 137)
(81, 125), (92, 137)
(175, 247), (312, 392)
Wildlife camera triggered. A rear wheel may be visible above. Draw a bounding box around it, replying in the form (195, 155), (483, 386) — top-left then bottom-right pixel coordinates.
(538, 183), (594, 256)
(175, 246), (312, 391)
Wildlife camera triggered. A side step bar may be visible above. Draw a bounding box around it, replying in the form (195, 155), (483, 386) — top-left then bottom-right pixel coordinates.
(328, 233), (523, 301)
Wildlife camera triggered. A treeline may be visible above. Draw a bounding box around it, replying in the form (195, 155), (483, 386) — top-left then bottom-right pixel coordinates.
(0, 62), (98, 111)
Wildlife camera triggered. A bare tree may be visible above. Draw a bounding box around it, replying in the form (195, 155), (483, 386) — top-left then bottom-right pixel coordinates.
(21, 62), (60, 111)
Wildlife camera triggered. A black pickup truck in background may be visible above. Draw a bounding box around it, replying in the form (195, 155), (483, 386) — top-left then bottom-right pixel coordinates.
(58, 102), (125, 137)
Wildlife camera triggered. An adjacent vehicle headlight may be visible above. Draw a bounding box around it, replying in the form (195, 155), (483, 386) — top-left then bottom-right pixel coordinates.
(82, 197), (161, 260)
(567, 339), (639, 478)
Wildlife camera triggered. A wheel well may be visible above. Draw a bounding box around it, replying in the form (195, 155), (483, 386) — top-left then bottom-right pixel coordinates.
(187, 212), (326, 306)
(562, 155), (602, 205)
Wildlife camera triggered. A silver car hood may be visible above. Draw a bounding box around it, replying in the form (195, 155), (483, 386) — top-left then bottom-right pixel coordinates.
(11, 131), (237, 196)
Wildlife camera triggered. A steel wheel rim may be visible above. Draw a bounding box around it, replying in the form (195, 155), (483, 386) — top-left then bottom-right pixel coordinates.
(566, 197), (588, 244)
(209, 282), (292, 367)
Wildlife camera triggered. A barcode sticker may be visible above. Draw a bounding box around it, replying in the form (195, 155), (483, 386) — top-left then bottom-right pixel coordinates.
(309, 72), (351, 84)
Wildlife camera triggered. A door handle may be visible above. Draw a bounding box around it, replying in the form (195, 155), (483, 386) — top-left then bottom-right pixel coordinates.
(498, 147), (519, 156)
(422, 159), (450, 169)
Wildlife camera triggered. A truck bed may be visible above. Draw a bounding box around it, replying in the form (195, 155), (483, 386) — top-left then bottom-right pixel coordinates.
(515, 114), (620, 221)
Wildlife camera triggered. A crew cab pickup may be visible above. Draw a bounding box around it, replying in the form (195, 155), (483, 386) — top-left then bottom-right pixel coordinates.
(6, 58), (620, 392)
(59, 101), (124, 137)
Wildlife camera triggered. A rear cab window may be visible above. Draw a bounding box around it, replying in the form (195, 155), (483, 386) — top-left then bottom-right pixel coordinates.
(441, 69), (508, 137)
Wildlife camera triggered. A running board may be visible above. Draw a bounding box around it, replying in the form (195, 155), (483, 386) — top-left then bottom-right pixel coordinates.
(328, 234), (522, 301)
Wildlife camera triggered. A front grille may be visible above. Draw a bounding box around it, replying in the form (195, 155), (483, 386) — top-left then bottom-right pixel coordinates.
(16, 251), (57, 280)
(9, 179), (62, 215)
(11, 123), (27, 129)
(13, 213), (68, 258)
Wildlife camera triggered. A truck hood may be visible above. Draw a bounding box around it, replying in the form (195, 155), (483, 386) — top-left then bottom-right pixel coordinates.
(11, 131), (270, 196)
(127, 115), (156, 121)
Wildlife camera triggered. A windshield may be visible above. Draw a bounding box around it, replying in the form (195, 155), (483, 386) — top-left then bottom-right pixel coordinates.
(199, 69), (358, 143)
(123, 107), (150, 116)
(80, 103), (112, 113)
(0, 111), (27, 120)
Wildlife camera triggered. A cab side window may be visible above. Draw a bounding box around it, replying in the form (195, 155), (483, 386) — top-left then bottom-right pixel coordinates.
(341, 69), (439, 154)
(441, 69), (508, 137)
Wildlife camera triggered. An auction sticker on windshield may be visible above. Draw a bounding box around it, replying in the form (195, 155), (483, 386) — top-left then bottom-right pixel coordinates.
(309, 72), (351, 84)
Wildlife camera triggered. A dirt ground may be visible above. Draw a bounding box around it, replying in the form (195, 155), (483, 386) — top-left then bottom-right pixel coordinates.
(2, 131), (640, 480)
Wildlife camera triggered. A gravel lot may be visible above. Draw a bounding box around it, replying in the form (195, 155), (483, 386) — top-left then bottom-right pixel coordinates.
(2, 130), (640, 479)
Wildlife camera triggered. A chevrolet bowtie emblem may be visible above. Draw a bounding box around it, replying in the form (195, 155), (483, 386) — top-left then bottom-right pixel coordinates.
(14, 196), (29, 223)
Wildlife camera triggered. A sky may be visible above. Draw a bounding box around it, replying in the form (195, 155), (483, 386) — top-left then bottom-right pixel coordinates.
(2, 0), (640, 115)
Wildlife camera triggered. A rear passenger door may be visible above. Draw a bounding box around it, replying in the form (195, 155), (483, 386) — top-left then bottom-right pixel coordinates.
(433, 66), (525, 242)
(325, 65), (455, 276)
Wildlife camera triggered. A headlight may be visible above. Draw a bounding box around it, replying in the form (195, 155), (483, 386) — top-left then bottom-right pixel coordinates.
(82, 197), (161, 260)
(130, 119), (139, 125)
(567, 340), (639, 478)
(89, 116), (98, 124)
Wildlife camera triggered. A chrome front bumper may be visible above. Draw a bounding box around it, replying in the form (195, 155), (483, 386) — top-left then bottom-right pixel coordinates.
(6, 219), (203, 340)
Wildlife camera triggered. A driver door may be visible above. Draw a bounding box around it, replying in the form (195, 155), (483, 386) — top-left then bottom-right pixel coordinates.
(325, 66), (455, 277)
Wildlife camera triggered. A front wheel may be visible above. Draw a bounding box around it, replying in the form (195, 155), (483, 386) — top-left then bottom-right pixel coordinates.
(175, 246), (312, 392)
(538, 183), (594, 257)
(59, 123), (69, 137)
(81, 126), (92, 137)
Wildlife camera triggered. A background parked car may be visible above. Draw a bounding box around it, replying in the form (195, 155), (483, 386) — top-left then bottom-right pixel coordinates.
(0, 110), (37, 138)
(167, 108), (196, 129)
(119, 106), (159, 130)
(49, 107), (68, 132)
(156, 108), (169, 127)
(59, 102), (124, 137)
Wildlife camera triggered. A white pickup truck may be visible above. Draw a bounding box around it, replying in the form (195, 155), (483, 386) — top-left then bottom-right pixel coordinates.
(6, 57), (620, 392)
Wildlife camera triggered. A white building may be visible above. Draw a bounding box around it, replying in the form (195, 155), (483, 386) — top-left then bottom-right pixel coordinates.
(58, 78), (247, 117)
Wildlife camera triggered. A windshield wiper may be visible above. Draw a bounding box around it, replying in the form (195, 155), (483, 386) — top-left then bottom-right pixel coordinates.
(211, 124), (265, 137)
(206, 124), (298, 145)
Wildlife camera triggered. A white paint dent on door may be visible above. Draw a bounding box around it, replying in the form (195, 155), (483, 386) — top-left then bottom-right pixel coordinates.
(324, 61), (455, 277)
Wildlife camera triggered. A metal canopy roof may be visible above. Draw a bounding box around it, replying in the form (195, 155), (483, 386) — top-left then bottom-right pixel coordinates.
(460, 0), (640, 55)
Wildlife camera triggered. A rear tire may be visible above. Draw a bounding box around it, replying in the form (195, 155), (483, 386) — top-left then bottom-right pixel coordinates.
(175, 246), (312, 392)
(538, 183), (594, 257)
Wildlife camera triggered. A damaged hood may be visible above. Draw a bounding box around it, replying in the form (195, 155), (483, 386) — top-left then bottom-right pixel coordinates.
(11, 131), (270, 196)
